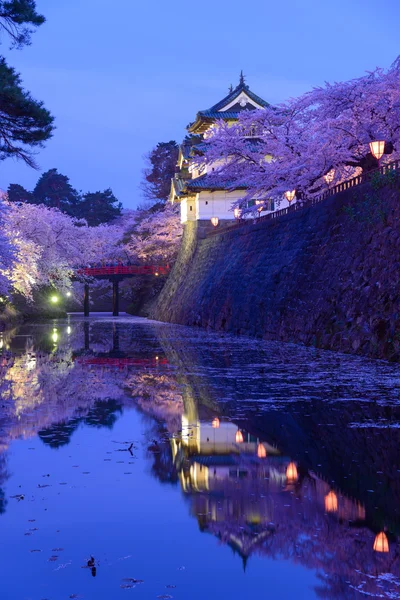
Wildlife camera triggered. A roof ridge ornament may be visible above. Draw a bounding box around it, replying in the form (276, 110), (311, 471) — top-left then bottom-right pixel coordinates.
(239, 70), (246, 86)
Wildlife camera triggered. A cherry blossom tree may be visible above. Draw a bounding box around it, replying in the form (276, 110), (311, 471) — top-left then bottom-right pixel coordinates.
(124, 203), (182, 264)
(0, 201), (15, 297)
(199, 57), (400, 211)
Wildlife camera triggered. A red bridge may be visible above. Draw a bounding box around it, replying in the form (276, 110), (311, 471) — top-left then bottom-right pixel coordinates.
(76, 264), (170, 278)
(74, 356), (169, 368)
(75, 263), (171, 317)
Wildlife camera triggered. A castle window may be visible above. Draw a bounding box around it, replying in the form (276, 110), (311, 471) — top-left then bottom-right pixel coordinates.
(205, 201), (208, 205)
(190, 205), (193, 211)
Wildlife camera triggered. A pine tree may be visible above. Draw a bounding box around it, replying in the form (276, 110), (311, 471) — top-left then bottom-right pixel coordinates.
(0, 0), (45, 48)
(7, 182), (32, 203)
(77, 189), (122, 226)
(0, 58), (54, 167)
(33, 169), (80, 215)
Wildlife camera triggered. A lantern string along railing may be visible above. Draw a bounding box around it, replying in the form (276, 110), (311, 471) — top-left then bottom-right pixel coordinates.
(208, 155), (400, 237)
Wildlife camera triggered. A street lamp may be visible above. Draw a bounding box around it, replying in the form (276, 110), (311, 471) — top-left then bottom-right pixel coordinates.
(285, 190), (296, 204)
(50, 295), (59, 304)
(211, 217), (219, 227)
(369, 139), (385, 167)
(212, 417), (220, 428)
(234, 208), (241, 219)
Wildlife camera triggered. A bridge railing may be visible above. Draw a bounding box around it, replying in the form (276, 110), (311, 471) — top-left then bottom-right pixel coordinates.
(208, 158), (400, 236)
(76, 264), (171, 277)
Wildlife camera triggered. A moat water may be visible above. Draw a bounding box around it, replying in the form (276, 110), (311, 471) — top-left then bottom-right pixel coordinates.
(1, 315), (400, 599)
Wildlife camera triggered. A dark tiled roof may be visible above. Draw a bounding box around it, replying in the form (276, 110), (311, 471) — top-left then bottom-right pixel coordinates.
(185, 174), (246, 191)
(179, 135), (202, 160)
(196, 110), (245, 120)
(199, 81), (269, 115)
(188, 81), (269, 133)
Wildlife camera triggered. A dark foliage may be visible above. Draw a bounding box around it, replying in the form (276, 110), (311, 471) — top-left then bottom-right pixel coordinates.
(7, 181), (32, 202)
(9, 170), (122, 225)
(0, 0), (44, 48)
(141, 140), (179, 203)
(77, 188), (122, 226)
(33, 168), (80, 213)
(0, 58), (54, 167)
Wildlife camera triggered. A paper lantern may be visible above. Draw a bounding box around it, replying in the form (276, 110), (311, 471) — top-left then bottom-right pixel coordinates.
(324, 491), (338, 513)
(257, 443), (267, 458)
(235, 430), (244, 443)
(286, 462), (298, 483)
(373, 531), (389, 553)
(369, 140), (385, 161)
(212, 417), (220, 428)
(285, 190), (296, 203)
(211, 217), (219, 227)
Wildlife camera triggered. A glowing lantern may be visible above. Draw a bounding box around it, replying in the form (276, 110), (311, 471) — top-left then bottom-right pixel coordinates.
(369, 139), (385, 163)
(211, 217), (219, 227)
(212, 417), (220, 428)
(257, 443), (267, 458)
(66, 291), (72, 297)
(286, 462), (298, 483)
(373, 531), (389, 553)
(234, 208), (241, 219)
(50, 295), (59, 304)
(285, 190), (296, 203)
(324, 169), (335, 184)
(154, 271), (159, 277)
(324, 491), (338, 513)
(235, 430), (244, 443)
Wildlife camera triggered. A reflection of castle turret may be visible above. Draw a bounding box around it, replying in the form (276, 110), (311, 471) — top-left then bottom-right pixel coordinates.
(171, 410), (367, 565)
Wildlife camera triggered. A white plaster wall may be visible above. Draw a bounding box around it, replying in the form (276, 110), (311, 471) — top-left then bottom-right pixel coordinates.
(196, 190), (247, 220)
(180, 197), (197, 223)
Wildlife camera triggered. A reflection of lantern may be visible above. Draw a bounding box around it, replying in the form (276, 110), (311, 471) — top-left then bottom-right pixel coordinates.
(286, 462), (298, 483)
(211, 217), (219, 227)
(235, 430), (244, 443)
(373, 531), (389, 553)
(324, 491), (338, 513)
(257, 443), (267, 458)
(285, 190), (296, 203)
(234, 208), (241, 219)
(212, 417), (220, 428)
(369, 140), (385, 162)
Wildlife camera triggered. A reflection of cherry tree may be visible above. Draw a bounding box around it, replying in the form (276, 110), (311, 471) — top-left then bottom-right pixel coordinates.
(125, 371), (184, 434)
(0, 202), (15, 296)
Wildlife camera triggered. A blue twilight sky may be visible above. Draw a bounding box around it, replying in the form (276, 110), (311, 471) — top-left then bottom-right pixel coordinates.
(1, 0), (400, 208)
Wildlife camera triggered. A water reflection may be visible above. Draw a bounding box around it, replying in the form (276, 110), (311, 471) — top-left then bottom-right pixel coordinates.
(1, 317), (400, 598)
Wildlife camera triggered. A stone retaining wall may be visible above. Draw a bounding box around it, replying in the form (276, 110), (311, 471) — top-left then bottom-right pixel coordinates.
(153, 181), (400, 360)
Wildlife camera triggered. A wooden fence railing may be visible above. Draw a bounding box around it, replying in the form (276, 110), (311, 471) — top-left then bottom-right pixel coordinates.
(207, 159), (400, 236)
